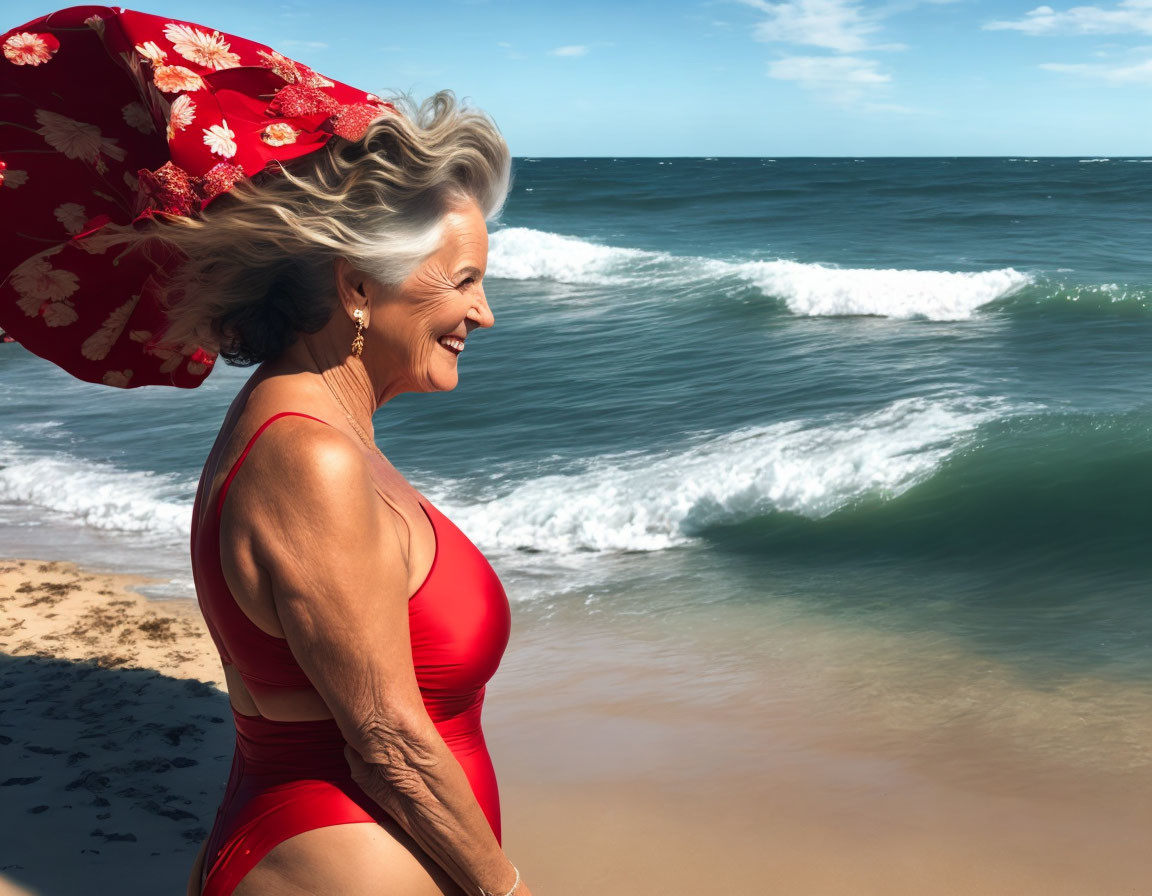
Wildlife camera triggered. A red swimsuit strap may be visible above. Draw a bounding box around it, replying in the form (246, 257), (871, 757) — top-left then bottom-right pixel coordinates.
(215, 412), (333, 518)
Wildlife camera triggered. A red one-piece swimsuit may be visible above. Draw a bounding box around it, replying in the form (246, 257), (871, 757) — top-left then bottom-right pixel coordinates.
(189, 411), (512, 895)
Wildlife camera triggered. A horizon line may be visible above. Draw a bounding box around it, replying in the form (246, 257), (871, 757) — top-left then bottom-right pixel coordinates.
(511, 155), (1148, 160)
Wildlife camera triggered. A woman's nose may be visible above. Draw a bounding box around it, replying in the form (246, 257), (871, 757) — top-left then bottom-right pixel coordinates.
(469, 286), (495, 329)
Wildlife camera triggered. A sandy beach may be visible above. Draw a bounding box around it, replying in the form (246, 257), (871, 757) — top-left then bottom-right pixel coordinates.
(0, 559), (222, 895)
(2, 556), (1151, 895)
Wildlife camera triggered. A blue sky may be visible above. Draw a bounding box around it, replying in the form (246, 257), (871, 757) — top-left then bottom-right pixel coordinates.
(6, 0), (1151, 155)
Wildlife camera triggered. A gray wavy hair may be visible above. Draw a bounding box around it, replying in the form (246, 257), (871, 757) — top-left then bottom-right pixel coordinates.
(110, 90), (511, 366)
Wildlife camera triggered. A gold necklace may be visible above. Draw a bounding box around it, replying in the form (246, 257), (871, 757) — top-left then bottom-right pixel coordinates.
(304, 339), (386, 462)
(303, 343), (428, 563)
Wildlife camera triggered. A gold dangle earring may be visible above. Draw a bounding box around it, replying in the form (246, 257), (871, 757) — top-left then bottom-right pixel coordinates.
(351, 308), (365, 358)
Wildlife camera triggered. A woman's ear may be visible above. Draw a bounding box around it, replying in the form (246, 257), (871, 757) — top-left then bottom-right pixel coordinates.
(333, 257), (370, 322)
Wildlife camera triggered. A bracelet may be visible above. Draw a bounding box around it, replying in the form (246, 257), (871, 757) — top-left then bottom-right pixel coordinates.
(478, 863), (519, 896)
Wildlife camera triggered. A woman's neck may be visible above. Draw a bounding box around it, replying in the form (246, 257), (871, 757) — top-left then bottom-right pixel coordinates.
(291, 331), (379, 439)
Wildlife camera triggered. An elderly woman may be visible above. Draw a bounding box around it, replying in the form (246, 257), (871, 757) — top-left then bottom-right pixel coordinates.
(1, 8), (530, 896)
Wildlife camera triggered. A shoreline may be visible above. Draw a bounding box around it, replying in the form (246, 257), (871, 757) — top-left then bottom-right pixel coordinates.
(2, 556), (1151, 894)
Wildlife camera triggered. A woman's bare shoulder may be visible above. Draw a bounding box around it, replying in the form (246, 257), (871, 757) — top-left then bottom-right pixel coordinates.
(230, 413), (372, 513)
(215, 403), (411, 573)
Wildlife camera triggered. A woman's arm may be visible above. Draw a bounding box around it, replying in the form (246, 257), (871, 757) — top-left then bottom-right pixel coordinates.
(242, 422), (528, 896)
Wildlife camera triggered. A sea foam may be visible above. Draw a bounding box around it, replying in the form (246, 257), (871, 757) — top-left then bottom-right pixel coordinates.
(727, 259), (1031, 319)
(488, 227), (1032, 321)
(487, 227), (663, 285)
(446, 396), (1014, 555)
(0, 439), (191, 536)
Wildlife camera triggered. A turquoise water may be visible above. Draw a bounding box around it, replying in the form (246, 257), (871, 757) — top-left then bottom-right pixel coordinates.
(3, 157), (1151, 688)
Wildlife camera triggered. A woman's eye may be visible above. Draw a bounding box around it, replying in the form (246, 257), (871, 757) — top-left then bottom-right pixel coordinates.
(459, 277), (475, 288)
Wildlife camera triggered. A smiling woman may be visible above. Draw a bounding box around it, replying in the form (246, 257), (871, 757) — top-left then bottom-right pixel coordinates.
(148, 86), (522, 896)
(119, 90), (508, 375)
(157, 86), (525, 895)
(142, 72), (522, 896)
(1, 6), (528, 896)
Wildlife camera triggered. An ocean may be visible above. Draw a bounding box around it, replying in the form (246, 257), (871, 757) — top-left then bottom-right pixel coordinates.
(3, 157), (1152, 779)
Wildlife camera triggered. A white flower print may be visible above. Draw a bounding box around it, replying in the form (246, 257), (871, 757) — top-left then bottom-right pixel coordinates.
(260, 122), (300, 146)
(102, 369), (134, 388)
(186, 360), (209, 376)
(163, 22), (241, 70)
(43, 302), (79, 327)
(166, 94), (196, 141)
(15, 290), (44, 318)
(1, 168), (29, 189)
(3, 32), (57, 66)
(135, 41), (167, 65)
(34, 110), (127, 164)
(54, 203), (87, 235)
(122, 102), (155, 134)
(123, 170), (139, 192)
(84, 15), (106, 39)
(152, 64), (205, 94)
(203, 121), (237, 159)
(12, 254), (79, 314)
(99, 138), (126, 161)
(82, 296), (139, 360)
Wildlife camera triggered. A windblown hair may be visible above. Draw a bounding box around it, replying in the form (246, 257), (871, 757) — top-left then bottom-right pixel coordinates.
(108, 90), (511, 366)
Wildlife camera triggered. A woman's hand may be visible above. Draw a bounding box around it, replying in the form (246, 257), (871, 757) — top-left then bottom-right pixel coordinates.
(343, 743), (534, 895)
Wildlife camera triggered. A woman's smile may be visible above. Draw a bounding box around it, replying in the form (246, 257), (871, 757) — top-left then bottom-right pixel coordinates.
(438, 334), (466, 354)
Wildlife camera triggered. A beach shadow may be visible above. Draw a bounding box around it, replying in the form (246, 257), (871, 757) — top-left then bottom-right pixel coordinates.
(0, 653), (234, 895)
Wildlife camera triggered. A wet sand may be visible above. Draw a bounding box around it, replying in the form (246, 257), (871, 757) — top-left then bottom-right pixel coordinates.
(1, 557), (1150, 895)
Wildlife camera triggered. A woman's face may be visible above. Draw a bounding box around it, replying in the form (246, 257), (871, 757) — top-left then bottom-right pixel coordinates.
(362, 199), (493, 403)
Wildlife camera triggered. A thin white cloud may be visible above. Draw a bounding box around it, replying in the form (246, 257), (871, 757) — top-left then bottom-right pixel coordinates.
(497, 42), (527, 60)
(277, 39), (329, 49)
(986, 3), (1152, 85)
(1040, 58), (1152, 81)
(498, 41), (527, 61)
(732, 0), (935, 110)
(550, 45), (589, 57)
(737, 0), (892, 52)
(874, 0), (962, 11)
(984, 1), (1152, 36)
(768, 53), (891, 86)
